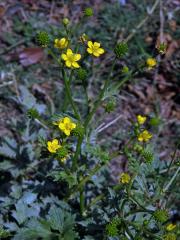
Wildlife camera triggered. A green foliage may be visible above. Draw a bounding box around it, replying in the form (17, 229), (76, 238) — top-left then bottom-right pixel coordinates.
(0, 1), (179, 240)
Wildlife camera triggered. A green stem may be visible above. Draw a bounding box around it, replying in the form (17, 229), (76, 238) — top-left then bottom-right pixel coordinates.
(84, 58), (117, 128)
(62, 69), (74, 112)
(163, 166), (180, 193)
(66, 163), (103, 200)
(72, 136), (83, 171)
(80, 186), (85, 215)
(61, 69), (81, 121)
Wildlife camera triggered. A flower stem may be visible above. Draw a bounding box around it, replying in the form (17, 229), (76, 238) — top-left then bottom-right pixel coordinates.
(61, 69), (81, 121)
(84, 58), (117, 128)
(80, 185), (85, 215)
(72, 136), (83, 171)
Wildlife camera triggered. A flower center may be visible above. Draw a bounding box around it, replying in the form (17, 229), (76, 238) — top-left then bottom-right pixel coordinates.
(68, 54), (75, 63)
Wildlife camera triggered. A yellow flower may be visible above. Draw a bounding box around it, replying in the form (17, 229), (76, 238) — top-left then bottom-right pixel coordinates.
(87, 41), (105, 57)
(137, 115), (147, 125)
(138, 130), (152, 142)
(58, 117), (76, 136)
(120, 173), (131, 184)
(47, 139), (61, 153)
(146, 57), (157, 69)
(61, 49), (81, 68)
(54, 38), (68, 49)
(166, 223), (176, 232)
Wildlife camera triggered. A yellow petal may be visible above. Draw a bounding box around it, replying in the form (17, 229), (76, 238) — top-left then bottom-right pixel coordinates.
(60, 38), (66, 45)
(52, 139), (58, 145)
(87, 41), (93, 48)
(59, 122), (65, 130)
(64, 129), (70, 136)
(63, 117), (71, 124)
(93, 50), (100, 57)
(97, 48), (105, 54)
(94, 42), (100, 48)
(87, 48), (93, 54)
(67, 49), (73, 56)
(61, 54), (67, 61)
(71, 123), (76, 129)
(65, 60), (72, 68)
(72, 62), (80, 68)
(74, 54), (81, 61)
(138, 136), (143, 142)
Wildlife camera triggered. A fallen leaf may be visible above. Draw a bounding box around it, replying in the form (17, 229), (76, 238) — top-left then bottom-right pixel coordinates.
(165, 40), (179, 59)
(19, 48), (44, 66)
(0, 5), (5, 17)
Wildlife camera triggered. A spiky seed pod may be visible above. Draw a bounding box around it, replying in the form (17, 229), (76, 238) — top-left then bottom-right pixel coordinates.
(71, 124), (84, 137)
(77, 68), (88, 81)
(163, 233), (177, 240)
(36, 31), (50, 47)
(106, 218), (121, 237)
(153, 209), (169, 223)
(133, 144), (143, 153)
(114, 42), (128, 58)
(27, 108), (40, 119)
(104, 99), (116, 113)
(149, 117), (161, 127)
(142, 149), (154, 164)
(84, 7), (93, 17)
(56, 147), (68, 160)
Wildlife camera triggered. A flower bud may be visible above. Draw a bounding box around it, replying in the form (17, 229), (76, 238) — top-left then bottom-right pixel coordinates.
(62, 17), (70, 26)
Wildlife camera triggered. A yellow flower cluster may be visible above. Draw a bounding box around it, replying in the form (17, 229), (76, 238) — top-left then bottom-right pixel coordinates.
(120, 173), (131, 184)
(137, 115), (147, 125)
(87, 41), (105, 57)
(54, 38), (68, 49)
(61, 49), (81, 68)
(146, 57), (157, 70)
(57, 117), (76, 136)
(47, 139), (61, 153)
(138, 130), (152, 142)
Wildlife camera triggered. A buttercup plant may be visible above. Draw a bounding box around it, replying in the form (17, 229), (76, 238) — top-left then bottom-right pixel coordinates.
(1, 6), (178, 240)
(32, 8), (179, 240)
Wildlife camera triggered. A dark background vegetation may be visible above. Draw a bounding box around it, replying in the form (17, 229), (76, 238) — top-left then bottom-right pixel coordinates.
(0, 0), (179, 238)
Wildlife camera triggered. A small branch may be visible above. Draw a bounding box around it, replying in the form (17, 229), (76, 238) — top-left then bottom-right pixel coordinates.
(163, 167), (180, 193)
(0, 81), (13, 88)
(125, 0), (160, 42)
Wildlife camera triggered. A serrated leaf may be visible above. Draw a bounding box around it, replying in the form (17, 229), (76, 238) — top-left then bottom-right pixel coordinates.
(0, 161), (15, 171)
(0, 143), (16, 159)
(47, 206), (64, 232)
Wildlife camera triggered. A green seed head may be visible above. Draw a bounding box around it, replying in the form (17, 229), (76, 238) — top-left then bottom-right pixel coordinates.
(36, 31), (50, 47)
(56, 147), (68, 159)
(163, 233), (177, 240)
(27, 108), (39, 119)
(71, 124), (84, 137)
(77, 68), (88, 81)
(153, 209), (169, 223)
(114, 42), (128, 58)
(104, 99), (116, 113)
(84, 7), (93, 17)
